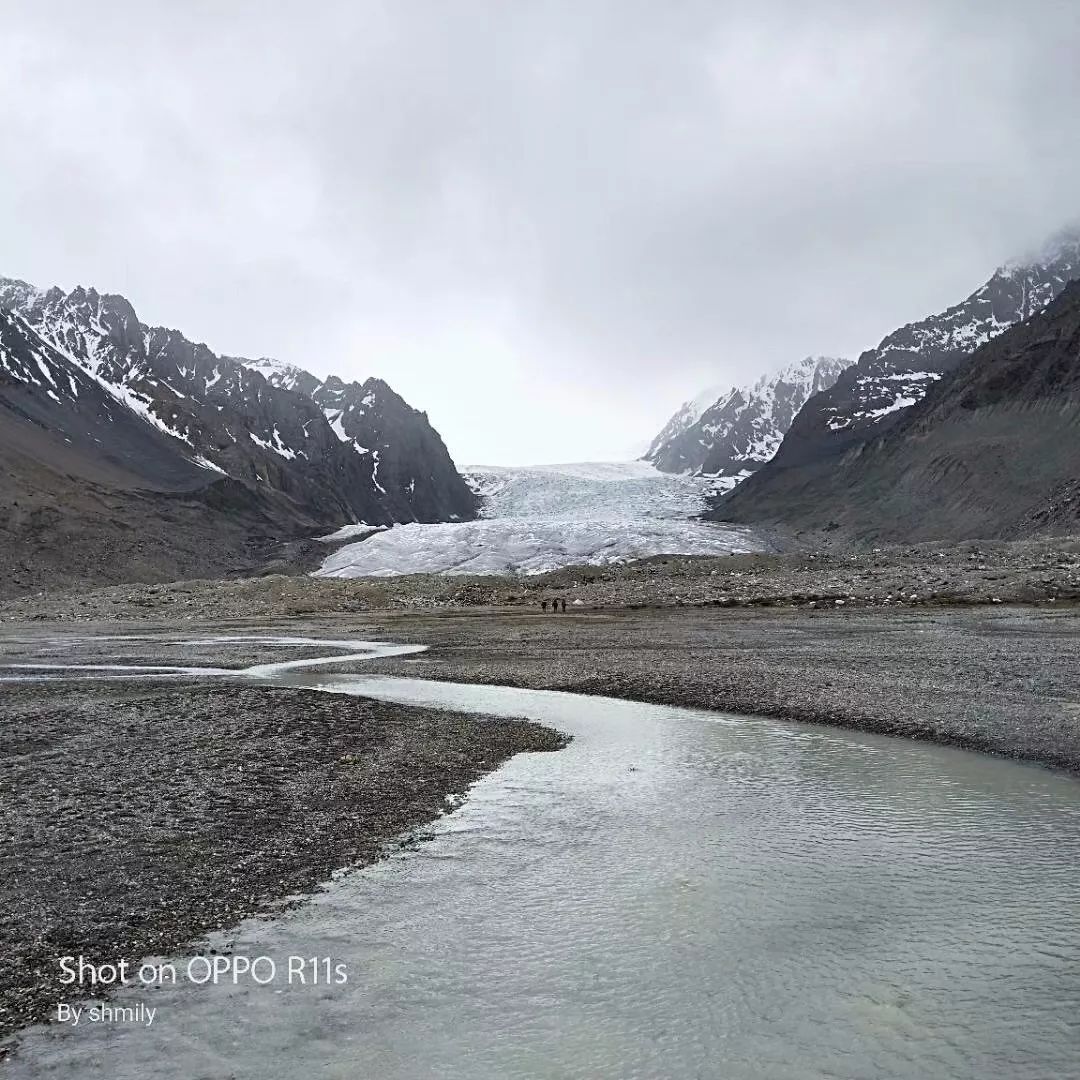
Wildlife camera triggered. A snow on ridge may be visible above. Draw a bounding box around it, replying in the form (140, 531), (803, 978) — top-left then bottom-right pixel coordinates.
(371, 448), (386, 493)
(687, 382), (729, 420)
(324, 405), (373, 455)
(239, 356), (314, 392)
(249, 426), (298, 460)
(643, 387), (724, 459)
(1, 305), (234, 479)
(865, 394), (919, 420)
(999, 225), (1080, 275)
(2, 277), (459, 523)
(0, 284), (202, 450)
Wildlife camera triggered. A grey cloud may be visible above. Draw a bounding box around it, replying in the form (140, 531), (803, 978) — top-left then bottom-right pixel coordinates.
(2, 1), (1079, 462)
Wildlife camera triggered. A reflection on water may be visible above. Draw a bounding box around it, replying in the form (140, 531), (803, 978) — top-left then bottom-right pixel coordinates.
(8, 672), (1080, 1080)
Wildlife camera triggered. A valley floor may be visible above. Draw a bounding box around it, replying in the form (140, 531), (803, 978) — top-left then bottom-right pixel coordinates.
(2, 597), (1079, 1052)
(354, 604), (1080, 773)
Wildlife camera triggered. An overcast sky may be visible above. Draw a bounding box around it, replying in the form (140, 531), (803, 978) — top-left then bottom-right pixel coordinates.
(2, 2), (1079, 465)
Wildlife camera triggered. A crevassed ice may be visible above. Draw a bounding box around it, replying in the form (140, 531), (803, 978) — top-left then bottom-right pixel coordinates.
(315, 461), (760, 578)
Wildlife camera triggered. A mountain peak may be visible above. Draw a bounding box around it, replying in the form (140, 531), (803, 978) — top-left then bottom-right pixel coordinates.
(235, 355), (319, 395)
(999, 224), (1080, 276)
(721, 276), (1080, 541)
(755, 222), (1080, 469)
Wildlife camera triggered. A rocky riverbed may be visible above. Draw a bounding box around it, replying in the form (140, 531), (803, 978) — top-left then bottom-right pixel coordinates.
(0, 674), (565, 1047)
(3, 552), (1080, 1055)
(349, 604), (1080, 774)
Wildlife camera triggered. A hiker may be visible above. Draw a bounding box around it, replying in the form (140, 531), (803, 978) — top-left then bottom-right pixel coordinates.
(541, 599), (548, 612)
(561, 598), (567, 612)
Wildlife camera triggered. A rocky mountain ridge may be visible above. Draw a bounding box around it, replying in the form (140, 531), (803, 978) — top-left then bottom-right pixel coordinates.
(0, 277), (476, 526)
(0, 276), (476, 595)
(643, 382), (728, 464)
(725, 228), (1080, 515)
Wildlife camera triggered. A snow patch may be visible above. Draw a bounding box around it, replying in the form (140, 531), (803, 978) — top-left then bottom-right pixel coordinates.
(250, 426), (298, 459)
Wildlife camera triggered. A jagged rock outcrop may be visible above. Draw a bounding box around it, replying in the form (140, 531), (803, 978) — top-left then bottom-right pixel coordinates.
(307, 376), (475, 523)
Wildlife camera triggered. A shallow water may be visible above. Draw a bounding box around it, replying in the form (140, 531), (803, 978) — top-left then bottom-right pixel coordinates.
(6, 644), (1080, 1079)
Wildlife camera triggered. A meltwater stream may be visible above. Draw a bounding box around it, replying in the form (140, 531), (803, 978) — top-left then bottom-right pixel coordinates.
(6, 637), (1080, 1079)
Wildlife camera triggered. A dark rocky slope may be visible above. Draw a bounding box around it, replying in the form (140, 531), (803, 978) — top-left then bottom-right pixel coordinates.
(237, 358), (477, 523)
(0, 308), (311, 597)
(717, 280), (1080, 542)
(308, 376), (475, 523)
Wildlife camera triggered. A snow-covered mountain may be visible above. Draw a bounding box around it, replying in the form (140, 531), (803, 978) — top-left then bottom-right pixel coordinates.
(237, 355), (322, 396)
(0, 304), (212, 488)
(747, 227), (1080, 476)
(643, 382), (728, 463)
(0, 276), (477, 594)
(721, 279), (1080, 542)
(0, 277), (476, 527)
(0, 302), (279, 595)
(645, 356), (849, 487)
(721, 225), (1080, 532)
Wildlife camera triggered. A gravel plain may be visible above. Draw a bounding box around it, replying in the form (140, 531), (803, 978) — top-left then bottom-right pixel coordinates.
(3, 535), (1078, 623)
(353, 603), (1080, 773)
(3, 541), (1080, 1054)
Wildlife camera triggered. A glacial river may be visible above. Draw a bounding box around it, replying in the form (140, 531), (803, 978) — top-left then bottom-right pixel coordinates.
(5, 637), (1080, 1079)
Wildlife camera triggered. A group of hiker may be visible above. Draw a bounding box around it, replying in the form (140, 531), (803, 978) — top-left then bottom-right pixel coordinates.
(541, 598), (568, 612)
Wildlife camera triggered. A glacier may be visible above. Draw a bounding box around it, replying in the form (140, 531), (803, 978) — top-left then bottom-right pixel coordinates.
(314, 461), (760, 578)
